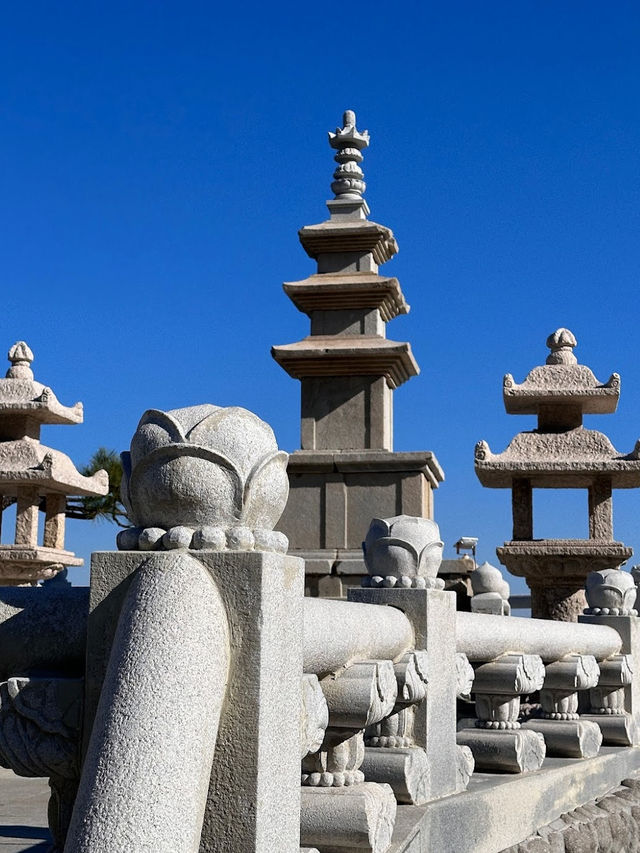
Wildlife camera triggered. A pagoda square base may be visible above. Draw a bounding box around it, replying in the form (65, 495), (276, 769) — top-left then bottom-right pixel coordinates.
(278, 450), (443, 597)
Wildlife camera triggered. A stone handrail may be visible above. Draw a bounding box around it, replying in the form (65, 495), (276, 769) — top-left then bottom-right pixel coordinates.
(457, 611), (622, 662)
(303, 598), (414, 676)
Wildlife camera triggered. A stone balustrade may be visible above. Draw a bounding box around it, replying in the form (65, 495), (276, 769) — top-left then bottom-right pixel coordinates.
(0, 405), (639, 853)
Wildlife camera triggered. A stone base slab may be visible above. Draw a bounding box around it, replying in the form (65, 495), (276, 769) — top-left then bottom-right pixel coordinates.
(385, 747), (640, 853)
(582, 713), (638, 746)
(456, 727), (546, 774)
(521, 718), (602, 758)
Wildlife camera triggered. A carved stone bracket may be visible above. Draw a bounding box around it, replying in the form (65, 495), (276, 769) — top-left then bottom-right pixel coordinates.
(458, 653), (546, 773)
(521, 654), (603, 758)
(0, 676), (83, 780)
(319, 660), (397, 729)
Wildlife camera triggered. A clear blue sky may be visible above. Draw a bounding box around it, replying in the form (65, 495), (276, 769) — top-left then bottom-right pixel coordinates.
(3, 3), (640, 590)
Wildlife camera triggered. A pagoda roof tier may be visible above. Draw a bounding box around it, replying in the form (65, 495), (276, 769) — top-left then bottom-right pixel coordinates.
(283, 273), (409, 322)
(298, 220), (398, 265)
(0, 440), (109, 497)
(497, 540), (632, 580)
(503, 365), (619, 415)
(475, 427), (640, 488)
(272, 336), (419, 389)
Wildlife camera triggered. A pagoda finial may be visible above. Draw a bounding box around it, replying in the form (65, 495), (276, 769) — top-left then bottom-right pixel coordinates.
(7, 341), (34, 379)
(545, 328), (577, 365)
(328, 109), (370, 200)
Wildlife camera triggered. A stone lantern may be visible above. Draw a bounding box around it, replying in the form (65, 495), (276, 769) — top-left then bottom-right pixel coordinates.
(0, 341), (108, 585)
(475, 329), (640, 621)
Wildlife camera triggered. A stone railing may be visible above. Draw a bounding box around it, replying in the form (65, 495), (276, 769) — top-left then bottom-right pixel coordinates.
(0, 404), (639, 853)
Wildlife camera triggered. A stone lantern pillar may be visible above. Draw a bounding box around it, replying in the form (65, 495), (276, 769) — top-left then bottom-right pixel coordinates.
(475, 329), (640, 621)
(273, 111), (444, 596)
(0, 341), (108, 585)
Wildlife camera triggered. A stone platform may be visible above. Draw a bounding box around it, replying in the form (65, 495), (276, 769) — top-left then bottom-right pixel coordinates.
(0, 769), (50, 852)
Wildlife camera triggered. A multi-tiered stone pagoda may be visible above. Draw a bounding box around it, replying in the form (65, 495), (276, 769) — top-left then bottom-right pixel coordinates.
(273, 111), (443, 596)
(475, 328), (640, 621)
(0, 341), (108, 585)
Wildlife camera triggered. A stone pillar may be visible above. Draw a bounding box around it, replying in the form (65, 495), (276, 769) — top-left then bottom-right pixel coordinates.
(15, 486), (39, 547)
(529, 582), (588, 623)
(589, 478), (613, 540)
(521, 654), (602, 758)
(348, 585), (459, 800)
(457, 653), (547, 773)
(44, 493), (67, 550)
(512, 478), (533, 540)
(74, 403), (304, 853)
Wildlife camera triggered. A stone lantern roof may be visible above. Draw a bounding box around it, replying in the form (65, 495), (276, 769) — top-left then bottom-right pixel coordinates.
(502, 328), (620, 421)
(0, 341), (108, 585)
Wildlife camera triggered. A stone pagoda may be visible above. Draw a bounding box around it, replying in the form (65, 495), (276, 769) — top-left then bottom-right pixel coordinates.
(0, 341), (108, 585)
(475, 328), (640, 621)
(273, 110), (443, 596)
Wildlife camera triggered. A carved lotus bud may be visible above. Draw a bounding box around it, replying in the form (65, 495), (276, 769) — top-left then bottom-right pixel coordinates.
(120, 405), (289, 548)
(363, 515), (444, 585)
(545, 328), (577, 365)
(585, 568), (638, 616)
(471, 561), (510, 600)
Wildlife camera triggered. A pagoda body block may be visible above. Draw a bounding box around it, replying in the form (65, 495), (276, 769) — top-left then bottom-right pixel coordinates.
(475, 329), (640, 621)
(0, 342), (108, 585)
(273, 112), (443, 595)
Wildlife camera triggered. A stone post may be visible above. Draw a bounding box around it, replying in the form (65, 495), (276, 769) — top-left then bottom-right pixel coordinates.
(69, 404), (305, 853)
(580, 567), (640, 747)
(349, 515), (461, 801)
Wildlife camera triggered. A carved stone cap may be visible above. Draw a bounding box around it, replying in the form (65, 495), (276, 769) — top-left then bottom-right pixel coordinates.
(546, 328), (577, 365)
(470, 561), (510, 599)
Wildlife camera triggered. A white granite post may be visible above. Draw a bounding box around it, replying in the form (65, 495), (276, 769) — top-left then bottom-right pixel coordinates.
(580, 568), (640, 746)
(348, 586), (459, 801)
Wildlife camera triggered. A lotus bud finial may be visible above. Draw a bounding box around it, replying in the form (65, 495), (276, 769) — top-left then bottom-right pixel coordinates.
(116, 404), (289, 554)
(584, 568), (637, 616)
(362, 514), (445, 589)
(546, 328), (577, 365)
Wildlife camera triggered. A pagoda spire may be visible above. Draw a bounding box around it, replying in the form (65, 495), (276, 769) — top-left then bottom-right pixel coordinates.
(328, 109), (369, 202)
